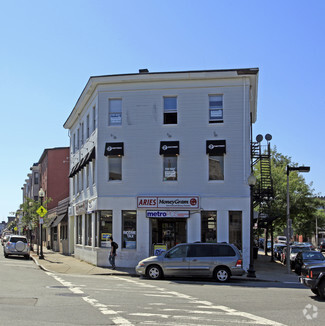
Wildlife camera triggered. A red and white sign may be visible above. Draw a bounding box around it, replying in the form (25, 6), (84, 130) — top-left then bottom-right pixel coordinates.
(137, 196), (199, 209)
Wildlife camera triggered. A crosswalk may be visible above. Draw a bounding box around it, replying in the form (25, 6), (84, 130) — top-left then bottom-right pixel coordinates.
(47, 272), (287, 326)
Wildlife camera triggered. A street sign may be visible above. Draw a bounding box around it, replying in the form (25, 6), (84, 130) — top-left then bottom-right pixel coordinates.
(39, 218), (44, 224)
(36, 206), (47, 217)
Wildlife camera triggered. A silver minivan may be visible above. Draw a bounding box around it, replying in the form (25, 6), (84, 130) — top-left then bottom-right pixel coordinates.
(135, 242), (244, 282)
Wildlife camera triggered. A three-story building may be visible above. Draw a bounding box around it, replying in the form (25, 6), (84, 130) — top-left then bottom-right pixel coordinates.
(64, 68), (258, 269)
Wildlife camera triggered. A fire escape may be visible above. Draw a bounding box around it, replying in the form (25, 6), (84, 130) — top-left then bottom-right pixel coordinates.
(251, 134), (274, 226)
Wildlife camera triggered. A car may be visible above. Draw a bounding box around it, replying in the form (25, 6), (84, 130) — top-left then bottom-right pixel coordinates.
(299, 264), (325, 298)
(276, 236), (287, 244)
(3, 235), (30, 259)
(294, 251), (325, 275)
(1, 233), (11, 246)
(274, 243), (286, 260)
(135, 242), (244, 282)
(281, 245), (312, 268)
(320, 241), (325, 252)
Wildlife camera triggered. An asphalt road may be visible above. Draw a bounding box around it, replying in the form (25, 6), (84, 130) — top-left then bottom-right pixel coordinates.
(1, 253), (324, 325)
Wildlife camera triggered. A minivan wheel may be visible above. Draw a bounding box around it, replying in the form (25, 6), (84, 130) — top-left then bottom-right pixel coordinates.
(147, 265), (163, 280)
(214, 267), (230, 282)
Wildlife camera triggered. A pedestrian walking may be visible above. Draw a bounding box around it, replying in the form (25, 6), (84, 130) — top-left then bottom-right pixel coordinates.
(109, 237), (118, 269)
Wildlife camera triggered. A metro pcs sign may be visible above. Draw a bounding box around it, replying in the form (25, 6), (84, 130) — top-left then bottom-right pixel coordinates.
(137, 196), (199, 209)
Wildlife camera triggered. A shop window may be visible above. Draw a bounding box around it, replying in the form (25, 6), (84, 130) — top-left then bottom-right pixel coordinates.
(209, 155), (224, 180)
(201, 211), (217, 242)
(85, 214), (92, 246)
(76, 215), (82, 244)
(100, 211), (112, 248)
(229, 211), (242, 250)
(163, 155), (177, 181)
(209, 95), (223, 123)
(109, 99), (122, 126)
(164, 97), (177, 124)
(122, 211), (137, 249)
(108, 156), (122, 181)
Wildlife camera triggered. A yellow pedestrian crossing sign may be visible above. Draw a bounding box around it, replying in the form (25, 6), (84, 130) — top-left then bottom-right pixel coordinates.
(37, 206), (47, 217)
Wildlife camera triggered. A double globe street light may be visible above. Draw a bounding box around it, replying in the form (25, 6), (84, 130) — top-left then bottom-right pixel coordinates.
(38, 188), (45, 260)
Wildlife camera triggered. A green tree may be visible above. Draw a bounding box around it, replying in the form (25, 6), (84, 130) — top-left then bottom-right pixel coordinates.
(255, 147), (324, 241)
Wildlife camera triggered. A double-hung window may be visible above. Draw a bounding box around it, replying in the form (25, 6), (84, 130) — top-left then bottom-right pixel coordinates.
(86, 114), (90, 139)
(93, 106), (96, 131)
(209, 95), (223, 123)
(164, 97), (177, 124)
(109, 99), (122, 126)
(108, 156), (122, 181)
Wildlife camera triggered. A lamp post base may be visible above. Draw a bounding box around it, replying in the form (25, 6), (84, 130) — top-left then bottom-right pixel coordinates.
(39, 254), (44, 260)
(247, 266), (256, 278)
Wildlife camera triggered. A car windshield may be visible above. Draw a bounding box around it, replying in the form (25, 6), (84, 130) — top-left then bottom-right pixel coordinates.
(302, 252), (325, 260)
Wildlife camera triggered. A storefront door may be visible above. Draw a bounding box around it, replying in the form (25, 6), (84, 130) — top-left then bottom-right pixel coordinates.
(151, 218), (187, 252)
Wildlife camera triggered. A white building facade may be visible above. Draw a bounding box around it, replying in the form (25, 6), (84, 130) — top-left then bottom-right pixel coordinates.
(63, 68), (258, 270)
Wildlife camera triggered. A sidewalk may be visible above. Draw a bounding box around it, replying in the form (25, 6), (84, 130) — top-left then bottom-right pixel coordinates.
(31, 247), (300, 283)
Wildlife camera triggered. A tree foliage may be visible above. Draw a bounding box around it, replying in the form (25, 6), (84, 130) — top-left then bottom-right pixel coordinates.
(255, 147), (325, 241)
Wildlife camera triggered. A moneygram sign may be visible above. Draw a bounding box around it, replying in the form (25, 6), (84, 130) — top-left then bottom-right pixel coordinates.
(137, 196), (199, 209)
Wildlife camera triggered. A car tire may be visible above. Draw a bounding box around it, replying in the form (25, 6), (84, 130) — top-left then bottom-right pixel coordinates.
(317, 279), (325, 299)
(146, 265), (163, 280)
(311, 288), (319, 295)
(4, 253), (8, 258)
(214, 267), (230, 282)
(24, 255), (30, 260)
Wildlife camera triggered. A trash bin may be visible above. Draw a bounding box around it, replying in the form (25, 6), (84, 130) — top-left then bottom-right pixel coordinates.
(253, 247), (258, 259)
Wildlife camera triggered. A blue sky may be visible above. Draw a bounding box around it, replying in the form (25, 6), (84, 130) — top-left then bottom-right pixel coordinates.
(0, 0), (324, 219)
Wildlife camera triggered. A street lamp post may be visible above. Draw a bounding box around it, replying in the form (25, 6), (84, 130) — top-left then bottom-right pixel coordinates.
(38, 188), (45, 260)
(247, 173), (257, 278)
(286, 165), (310, 274)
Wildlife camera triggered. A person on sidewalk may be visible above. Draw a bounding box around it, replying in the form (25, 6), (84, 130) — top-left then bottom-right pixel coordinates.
(109, 237), (118, 270)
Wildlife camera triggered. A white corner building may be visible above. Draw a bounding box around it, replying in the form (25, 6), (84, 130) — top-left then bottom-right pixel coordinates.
(63, 68), (259, 270)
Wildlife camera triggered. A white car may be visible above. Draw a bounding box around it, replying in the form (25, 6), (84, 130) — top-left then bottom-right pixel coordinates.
(3, 235), (30, 259)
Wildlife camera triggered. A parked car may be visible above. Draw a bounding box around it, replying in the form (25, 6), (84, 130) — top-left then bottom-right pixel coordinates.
(281, 245), (312, 268)
(3, 235), (30, 259)
(1, 233), (11, 246)
(299, 264), (325, 298)
(294, 251), (325, 275)
(320, 241), (325, 252)
(274, 243), (286, 260)
(135, 242), (244, 282)
(276, 236), (287, 244)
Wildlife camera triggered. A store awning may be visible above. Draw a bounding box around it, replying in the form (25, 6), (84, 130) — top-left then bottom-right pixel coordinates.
(160, 141), (180, 155)
(104, 142), (124, 156)
(206, 140), (226, 155)
(69, 147), (96, 178)
(51, 214), (67, 228)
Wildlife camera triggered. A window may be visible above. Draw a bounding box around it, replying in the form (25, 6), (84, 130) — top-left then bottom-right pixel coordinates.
(85, 214), (92, 246)
(73, 133), (76, 153)
(81, 122), (84, 146)
(93, 106), (96, 131)
(53, 226), (58, 241)
(86, 114), (90, 139)
(164, 97), (177, 124)
(86, 165), (90, 188)
(92, 159), (96, 184)
(100, 211), (112, 248)
(108, 156), (122, 181)
(122, 211), (137, 249)
(109, 99), (122, 126)
(201, 211), (217, 242)
(76, 215), (82, 244)
(167, 245), (188, 258)
(81, 170), (84, 191)
(229, 211), (242, 250)
(209, 95), (223, 123)
(77, 128), (80, 150)
(34, 172), (39, 185)
(163, 155), (177, 181)
(209, 156), (224, 180)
